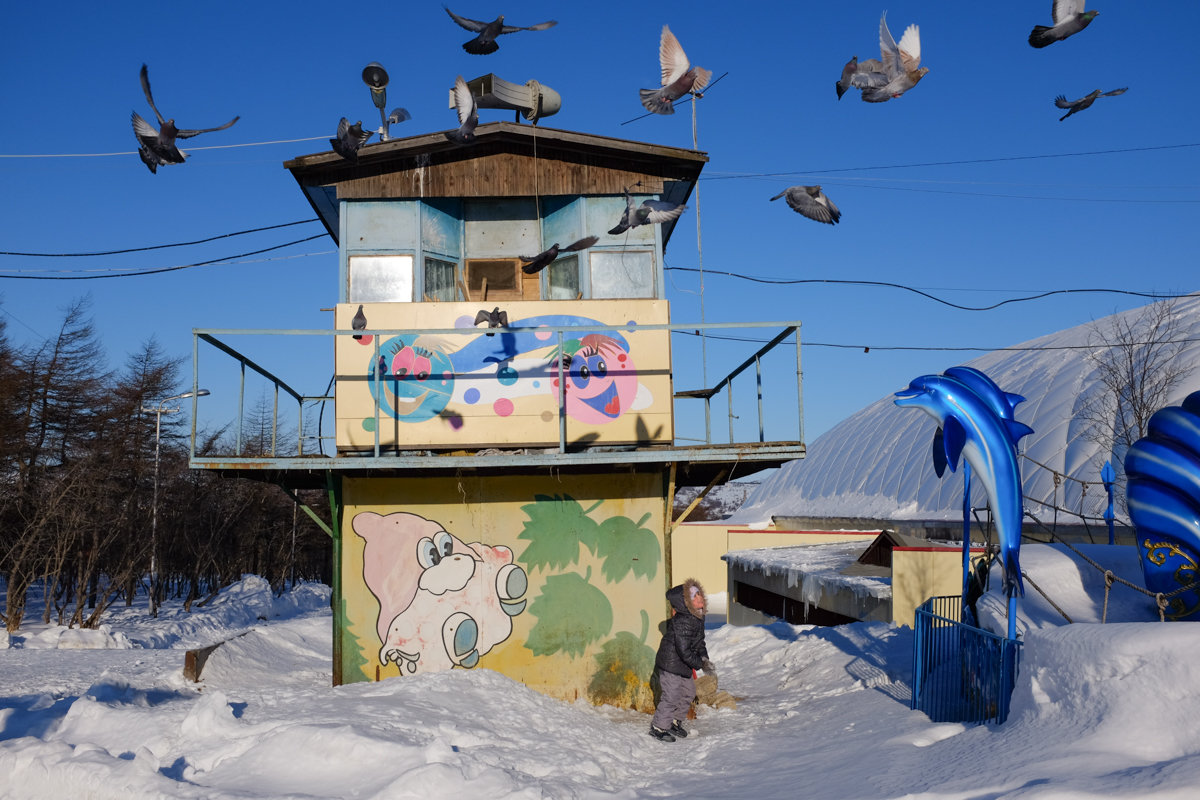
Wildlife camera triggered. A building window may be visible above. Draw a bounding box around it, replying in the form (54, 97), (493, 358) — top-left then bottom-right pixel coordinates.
(466, 259), (522, 301)
(590, 251), (655, 299)
(548, 254), (580, 300)
(349, 254), (414, 302)
(424, 256), (459, 301)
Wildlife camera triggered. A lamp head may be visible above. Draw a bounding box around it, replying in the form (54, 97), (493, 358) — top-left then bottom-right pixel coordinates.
(363, 62), (389, 110)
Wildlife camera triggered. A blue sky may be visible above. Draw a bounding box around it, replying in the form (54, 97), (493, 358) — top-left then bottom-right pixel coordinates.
(2, 1), (1198, 449)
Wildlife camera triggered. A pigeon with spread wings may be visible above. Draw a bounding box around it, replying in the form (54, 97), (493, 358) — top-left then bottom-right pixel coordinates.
(639, 25), (711, 115)
(769, 186), (841, 225)
(608, 189), (687, 235)
(1029, 1), (1098, 48)
(445, 75), (479, 144)
(444, 7), (557, 55)
(519, 236), (599, 275)
(131, 64), (239, 173)
(850, 13), (928, 103)
(1055, 87), (1126, 120)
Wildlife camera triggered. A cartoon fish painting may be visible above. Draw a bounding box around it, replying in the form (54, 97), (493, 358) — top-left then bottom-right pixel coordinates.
(895, 369), (1033, 597)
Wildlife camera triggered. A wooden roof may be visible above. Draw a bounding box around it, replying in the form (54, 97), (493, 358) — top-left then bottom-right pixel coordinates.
(284, 121), (709, 246)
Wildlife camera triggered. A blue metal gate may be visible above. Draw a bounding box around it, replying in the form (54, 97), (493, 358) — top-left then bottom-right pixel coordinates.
(912, 596), (1022, 724)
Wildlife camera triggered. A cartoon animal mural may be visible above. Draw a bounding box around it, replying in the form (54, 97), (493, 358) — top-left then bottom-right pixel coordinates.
(352, 511), (529, 674)
(894, 367), (1034, 598)
(1124, 389), (1200, 620)
(356, 314), (647, 428)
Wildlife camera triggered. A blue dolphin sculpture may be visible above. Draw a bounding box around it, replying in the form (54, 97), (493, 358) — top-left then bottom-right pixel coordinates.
(1124, 390), (1200, 619)
(895, 370), (1032, 597)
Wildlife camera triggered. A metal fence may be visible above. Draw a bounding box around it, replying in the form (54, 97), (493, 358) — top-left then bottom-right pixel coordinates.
(911, 596), (1022, 725)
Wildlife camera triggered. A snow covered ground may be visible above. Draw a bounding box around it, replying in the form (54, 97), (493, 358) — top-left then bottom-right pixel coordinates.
(3, 547), (1199, 799)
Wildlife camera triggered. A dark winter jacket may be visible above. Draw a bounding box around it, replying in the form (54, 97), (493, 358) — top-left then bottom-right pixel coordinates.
(654, 578), (709, 679)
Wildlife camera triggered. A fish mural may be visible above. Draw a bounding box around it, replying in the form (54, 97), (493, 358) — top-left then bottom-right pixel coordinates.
(895, 368), (1033, 597)
(359, 314), (646, 426)
(1124, 390), (1200, 619)
(352, 512), (528, 674)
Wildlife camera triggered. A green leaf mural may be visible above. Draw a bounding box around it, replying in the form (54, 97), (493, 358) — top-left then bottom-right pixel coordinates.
(588, 611), (657, 709)
(517, 494), (602, 570)
(524, 569), (613, 658)
(594, 512), (660, 583)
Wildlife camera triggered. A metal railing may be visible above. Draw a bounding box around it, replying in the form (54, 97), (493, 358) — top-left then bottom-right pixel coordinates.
(672, 325), (803, 446)
(911, 595), (1022, 725)
(189, 320), (804, 463)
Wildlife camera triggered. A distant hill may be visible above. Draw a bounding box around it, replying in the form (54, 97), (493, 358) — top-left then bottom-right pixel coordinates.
(673, 482), (758, 521)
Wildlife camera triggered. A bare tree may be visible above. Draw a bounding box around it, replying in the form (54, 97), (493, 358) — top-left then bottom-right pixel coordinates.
(1079, 298), (1195, 495)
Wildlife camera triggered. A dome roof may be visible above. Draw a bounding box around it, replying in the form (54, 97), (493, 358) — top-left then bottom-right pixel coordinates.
(733, 295), (1200, 526)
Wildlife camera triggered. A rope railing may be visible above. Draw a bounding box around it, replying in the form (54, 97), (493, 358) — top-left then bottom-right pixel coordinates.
(1024, 509), (1200, 622)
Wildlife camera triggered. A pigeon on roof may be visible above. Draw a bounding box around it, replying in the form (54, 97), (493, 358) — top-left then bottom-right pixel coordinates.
(851, 12), (928, 103)
(445, 75), (479, 145)
(331, 119), (372, 162)
(444, 7), (557, 55)
(608, 188), (687, 235)
(519, 236), (600, 275)
(1029, 1), (1098, 48)
(639, 25), (712, 115)
(769, 186), (841, 225)
(1055, 87), (1127, 120)
(131, 64), (239, 173)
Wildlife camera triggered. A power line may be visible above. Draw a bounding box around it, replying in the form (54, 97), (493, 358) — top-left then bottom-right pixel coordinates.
(700, 142), (1200, 181)
(0, 135), (329, 159)
(663, 266), (1198, 311)
(673, 328), (1200, 354)
(1, 219), (320, 257)
(0, 235), (328, 280)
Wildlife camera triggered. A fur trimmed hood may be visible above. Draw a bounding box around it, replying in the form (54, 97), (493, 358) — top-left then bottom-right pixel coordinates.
(667, 578), (707, 619)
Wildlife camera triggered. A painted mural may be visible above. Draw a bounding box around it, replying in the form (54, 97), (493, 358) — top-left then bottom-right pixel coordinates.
(356, 313), (645, 429)
(340, 473), (667, 711)
(352, 511), (529, 674)
(334, 300), (672, 450)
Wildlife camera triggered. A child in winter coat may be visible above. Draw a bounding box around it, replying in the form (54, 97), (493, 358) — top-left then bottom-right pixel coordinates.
(649, 578), (714, 742)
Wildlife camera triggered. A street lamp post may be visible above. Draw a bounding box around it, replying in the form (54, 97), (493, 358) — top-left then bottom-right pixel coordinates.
(142, 389), (209, 617)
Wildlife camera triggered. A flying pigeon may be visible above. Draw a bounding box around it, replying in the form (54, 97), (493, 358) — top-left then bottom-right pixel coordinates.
(1029, 1), (1098, 48)
(444, 7), (557, 55)
(769, 186), (841, 225)
(608, 188), (687, 235)
(1054, 87), (1126, 120)
(850, 13), (928, 103)
(131, 64), (239, 174)
(639, 25), (712, 115)
(331, 119), (372, 162)
(445, 75), (479, 145)
(351, 304), (367, 340)
(474, 307), (509, 334)
(519, 236), (600, 275)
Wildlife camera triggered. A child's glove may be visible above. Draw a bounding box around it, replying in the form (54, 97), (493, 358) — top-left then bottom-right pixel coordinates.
(702, 659), (717, 678)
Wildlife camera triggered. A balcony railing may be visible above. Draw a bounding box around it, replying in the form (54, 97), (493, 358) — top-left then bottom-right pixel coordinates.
(186, 320), (804, 471)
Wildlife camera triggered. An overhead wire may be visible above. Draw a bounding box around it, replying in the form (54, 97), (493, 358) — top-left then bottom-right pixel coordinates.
(1, 219), (320, 257)
(0, 135), (329, 159)
(0, 235), (329, 280)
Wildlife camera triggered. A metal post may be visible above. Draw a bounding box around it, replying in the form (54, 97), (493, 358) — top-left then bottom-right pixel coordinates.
(794, 326), (804, 445)
(726, 383), (734, 444)
(962, 462), (972, 616)
(557, 331), (566, 453)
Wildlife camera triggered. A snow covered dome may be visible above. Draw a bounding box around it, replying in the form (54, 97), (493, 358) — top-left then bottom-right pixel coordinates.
(733, 295), (1200, 527)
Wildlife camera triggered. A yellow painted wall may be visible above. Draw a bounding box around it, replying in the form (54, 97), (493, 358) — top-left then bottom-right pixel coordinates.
(671, 523), (880, 595)
(334, 300), (672, 450)
(339, 471), (670, 711)
(891, 547), (986, 627)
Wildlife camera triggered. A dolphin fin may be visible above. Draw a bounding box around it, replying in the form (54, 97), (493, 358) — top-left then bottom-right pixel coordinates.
(1004, 391), (1027, 413)
(942, 416), (966, 473)
(1005, 420), (1035, 446)
(932, 427), (947, 477)
(1005, 550), (1025, 597)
